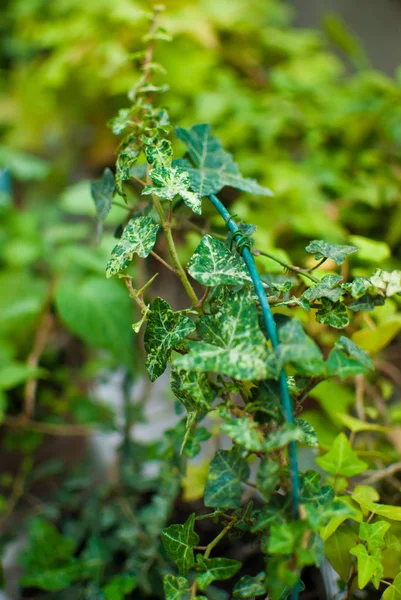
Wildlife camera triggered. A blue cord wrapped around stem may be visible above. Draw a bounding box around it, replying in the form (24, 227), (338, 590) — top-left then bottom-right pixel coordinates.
(208, 193), (300, 598)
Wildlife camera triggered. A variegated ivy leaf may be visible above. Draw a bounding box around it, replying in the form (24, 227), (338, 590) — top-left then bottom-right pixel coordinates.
(295, 418), (318, 447)
(145, 138), (173, 167)
(305, 239), (359, 266)
(161, 513), (199, 575)
(170, 368), (215, 416)
(342, 276), (385, 312)
(144, 298), (195, 382)
(302, 275), (343, 303)
(233, 573), (266, 598)
(143, 166), (202, 215)
(163, 575), (189, 600)
(115, 146), (139, 194)
(91, 168), (115, 239)
(316, 298), (349, 329)
(195, 556), (241, 590)
(221, 418), (265, 452)
(342, 276), (375, 300)
(106, 216), (159, 278)
(326, 336), (373, 379)
(173, 287), (271, 381)
(204, 448), (250, 509)
(187, 235), (251, 286)
(142, 138), (202, 214)
(273, 296), (311, 311)
(175, 124), (273, 197)
(108, 108), (134, 135)
(370, 269), (401, 297)
(266, 319), (325, 378)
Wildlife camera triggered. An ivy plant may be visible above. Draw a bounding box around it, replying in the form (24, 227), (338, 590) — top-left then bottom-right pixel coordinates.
(2, 4), (401, 600)
(88, 8), (401, 599)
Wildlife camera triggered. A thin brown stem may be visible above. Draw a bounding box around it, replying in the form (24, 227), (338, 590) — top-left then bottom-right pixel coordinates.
(362, 461), (401, 485)
(305, 257), (327, 272)
(4, 415), (93, 437)
(150, 250), (177, 274)
(0, 456), (31, 528)
(122, 276), (147, 311)
(252, 249), (320, 283)
(23, 307), (53, 420)
(152, 194), (200, 309)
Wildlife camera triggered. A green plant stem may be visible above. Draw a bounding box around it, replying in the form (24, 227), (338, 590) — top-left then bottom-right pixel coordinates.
(191, 518), (237, 598)
(252, 249), (320, 283)
(150, 250), (177, 274)
(153, 194), (200, 308)
(204, 518), (237, 559)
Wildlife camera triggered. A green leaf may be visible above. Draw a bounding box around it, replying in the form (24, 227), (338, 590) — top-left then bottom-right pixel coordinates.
(55, 275), (133, 367)
(352, 487), (401, 521)
(233, 573), (266, 598)
(115, 146), (139, 194)
(221, 418), (265, 451)
(305, 239), (359, 265)
(171, 368), (215, 415)
(295, 418), (319, 447)
(103, 574), (137, 600)
(91, 168), (115, 237)
(175, 124), (272, 197)
(350, 544), (383, 589)
(144, 298), (195, 381)
(20, 519), (80, 591)
(109, 108), (134, 135)
(316, 298), (349, 329)
(302, 275), (343, 302)
(204, 448), (249, 509)
(320, 497), (363, 541)
(343, 276), (376, 299)
(349, 235), (390, 263)
(324, 526), (358, 581)
(143, 166), (202, 215)
(161, 513), (200, 575)
(142, 138), (202, 214)
(263, 423), (310, 451)
(145, 138), (173, 167)
(326, 336), (373, 379)
(221, 418), (310, 453)
(163, 575), (190, 600)
(0, 363), (45, 391)
(316, 433), (368, 477)
(195, 556), (241, 590)
(383, 573), (401, 600)
(187, 235), (251, 286)
(267, 319), (325, 377)
(20, 563), (82, 591)
(359, 521), (390, 552)
(174, 287), (271, 381)
(268, 521), (306, 555)
(182, 426), (211, 459)
(106, 216), (159, 277)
